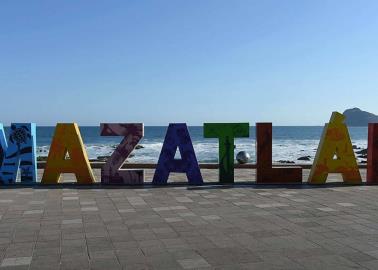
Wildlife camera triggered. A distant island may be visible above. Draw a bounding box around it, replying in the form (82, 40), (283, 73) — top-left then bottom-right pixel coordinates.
(343, 108), (378, 126)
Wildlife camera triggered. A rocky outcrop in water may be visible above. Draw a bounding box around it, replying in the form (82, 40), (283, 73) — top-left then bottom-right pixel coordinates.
(343, 108), (378, 126)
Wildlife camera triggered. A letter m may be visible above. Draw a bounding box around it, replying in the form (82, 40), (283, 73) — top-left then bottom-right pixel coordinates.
(0, 123), (37, 184)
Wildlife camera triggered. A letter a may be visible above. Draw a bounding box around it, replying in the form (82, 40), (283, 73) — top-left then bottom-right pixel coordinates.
(153, 123), (203, 185)
(41, 123), (95, 184)
(308, 112), (361, 184)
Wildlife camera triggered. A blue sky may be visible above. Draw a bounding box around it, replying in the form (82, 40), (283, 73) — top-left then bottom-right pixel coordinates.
(1, 0), (378, 126)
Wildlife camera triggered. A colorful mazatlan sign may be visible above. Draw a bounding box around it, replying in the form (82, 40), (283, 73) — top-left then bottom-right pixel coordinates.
(0, 111), (375, 185)
(204, 123), (249, 183)
(153, 123), (203, 185)
(0, 123), (37, 184)
(308, 112), (362, 184)
(100, 123), (144, 185)
(41, 123), (95, 184)
(256, 123), (302, 184)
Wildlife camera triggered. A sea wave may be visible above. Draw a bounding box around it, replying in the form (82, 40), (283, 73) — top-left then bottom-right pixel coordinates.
(36, 139), (368, 164)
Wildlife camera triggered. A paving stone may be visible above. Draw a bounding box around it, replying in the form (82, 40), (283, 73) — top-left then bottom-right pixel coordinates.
(29, 201), (45, 205)
(23, 210), (44, 215)
(1, 257), (32, 267)
(80, 201), (96, 205)
(62, 219), (82, 225)
(255, 203), (289, 208)
(201, 215), (221, 220)
(177, 257), (210, 269)
(165, 217), (184, 223)
(0, 200), (13, 203)
(178, 212), (196, 217)
(118, 209), (135, 213)
(337, 203), (357, 207)
(81, 207), (99, 211)
(62, 197), (79, 201)
(175, 197), (194, 203)
(317, 207), (337, 212)
(233, 202), (252, 206)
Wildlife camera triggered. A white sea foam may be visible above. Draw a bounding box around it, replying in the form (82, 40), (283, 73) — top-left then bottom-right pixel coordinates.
(37, 139), (368, 164)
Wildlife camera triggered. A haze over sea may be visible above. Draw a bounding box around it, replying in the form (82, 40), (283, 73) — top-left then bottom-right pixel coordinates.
(4, 126), (367, 164)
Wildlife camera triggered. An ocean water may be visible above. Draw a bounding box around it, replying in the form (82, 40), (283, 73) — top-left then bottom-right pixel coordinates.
(5, 126), (368, 164)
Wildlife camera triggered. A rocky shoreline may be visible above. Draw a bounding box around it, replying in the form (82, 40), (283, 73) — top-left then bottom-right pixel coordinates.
(292, 145), (367, 164)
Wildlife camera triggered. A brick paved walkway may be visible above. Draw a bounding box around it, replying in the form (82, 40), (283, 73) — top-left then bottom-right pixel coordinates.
(1, 184), (378, 269)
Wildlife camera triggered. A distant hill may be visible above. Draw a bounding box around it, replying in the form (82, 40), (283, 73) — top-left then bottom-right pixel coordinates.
(343, 108), (378, 126)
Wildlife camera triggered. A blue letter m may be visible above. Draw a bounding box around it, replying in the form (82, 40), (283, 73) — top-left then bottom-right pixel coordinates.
(0, 123), (37, 184)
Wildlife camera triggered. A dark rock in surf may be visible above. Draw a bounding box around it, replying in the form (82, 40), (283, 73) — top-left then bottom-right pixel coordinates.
(277, 160), (295, 164)
(37, 156), (48, 161)
(356, 149), (368, 155)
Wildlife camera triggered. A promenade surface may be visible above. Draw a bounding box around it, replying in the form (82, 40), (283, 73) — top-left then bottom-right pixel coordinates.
(1, 169), (378, 269)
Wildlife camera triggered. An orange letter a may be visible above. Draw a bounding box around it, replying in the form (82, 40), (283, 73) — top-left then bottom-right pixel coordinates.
(41, 123), (95, 184)
(308, 112), (361, 184)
